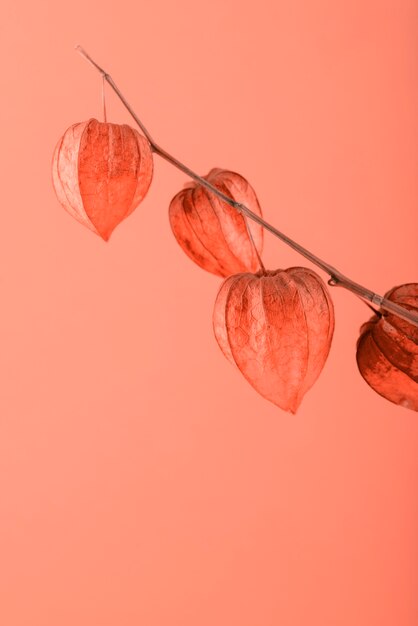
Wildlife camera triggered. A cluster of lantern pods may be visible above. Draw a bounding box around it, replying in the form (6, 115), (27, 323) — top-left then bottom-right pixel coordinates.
(52, 118), (418, 413)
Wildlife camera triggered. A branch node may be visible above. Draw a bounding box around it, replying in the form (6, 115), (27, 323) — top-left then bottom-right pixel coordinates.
(371, 293), (383, 306)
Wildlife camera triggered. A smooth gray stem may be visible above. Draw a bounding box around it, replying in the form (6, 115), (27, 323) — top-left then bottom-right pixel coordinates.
(75, 45), (418, 328)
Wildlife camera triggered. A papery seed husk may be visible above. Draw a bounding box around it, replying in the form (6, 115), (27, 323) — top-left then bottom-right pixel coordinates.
(169, 168), (263, 277)
(356, 283), (418, 411)
(52, 119), (153, 240)
(213, 267), (335, 413)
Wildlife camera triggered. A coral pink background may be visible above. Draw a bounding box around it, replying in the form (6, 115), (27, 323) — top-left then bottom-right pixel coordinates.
(1, 1), (417, 625)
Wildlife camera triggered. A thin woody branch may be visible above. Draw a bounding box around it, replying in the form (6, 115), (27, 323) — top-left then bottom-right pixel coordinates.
(75, 45), (418, 329)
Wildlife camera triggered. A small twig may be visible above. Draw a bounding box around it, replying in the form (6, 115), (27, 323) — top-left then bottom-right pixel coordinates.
(75, 45), (418, 328)
(101, 75), (107, 123)
(243, 216), (266, 273)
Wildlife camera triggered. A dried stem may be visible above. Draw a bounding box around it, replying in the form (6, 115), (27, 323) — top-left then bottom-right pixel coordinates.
(75, 45), (418, 328)
(101, 75), (107, 123)
(243, 216), (266, 273)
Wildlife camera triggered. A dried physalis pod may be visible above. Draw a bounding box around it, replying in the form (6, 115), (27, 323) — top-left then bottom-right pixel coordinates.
(52, 119), (153, 241)
(213, 267), (335, 413)
(356, 283), (418, 411)
(169, 168), (263, 277)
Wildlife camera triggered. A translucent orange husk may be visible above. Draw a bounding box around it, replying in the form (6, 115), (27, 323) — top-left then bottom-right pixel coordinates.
(52, 119), (153, 240)
(357, 283), (418, 411)
(213, 267), (335, 413)
(169, 168), (263, 277)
